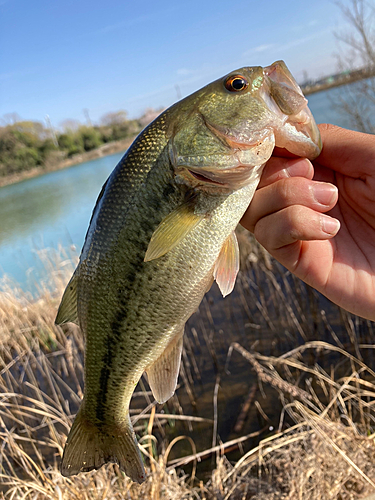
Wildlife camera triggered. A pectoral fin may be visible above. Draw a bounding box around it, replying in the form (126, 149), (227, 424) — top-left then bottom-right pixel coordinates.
(146, 331), (184, 404)
(144, 204), (204, 262)
(214, 231), (240, 298)
(55, 272), (79, 326)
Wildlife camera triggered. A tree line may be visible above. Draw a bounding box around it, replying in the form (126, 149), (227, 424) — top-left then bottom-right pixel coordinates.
(0, 109), (160, 178)
(1, 0), (375, 180)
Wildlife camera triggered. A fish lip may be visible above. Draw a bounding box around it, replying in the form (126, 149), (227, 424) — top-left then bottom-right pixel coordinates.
(183, 163), (261, 190)
(187, 169), (227, 186)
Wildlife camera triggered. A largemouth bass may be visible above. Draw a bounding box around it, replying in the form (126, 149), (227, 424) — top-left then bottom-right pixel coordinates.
(56, 60), (321, 483)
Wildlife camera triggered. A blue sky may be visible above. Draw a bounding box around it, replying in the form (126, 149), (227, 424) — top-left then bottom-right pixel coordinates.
(0, 0), (351, 128)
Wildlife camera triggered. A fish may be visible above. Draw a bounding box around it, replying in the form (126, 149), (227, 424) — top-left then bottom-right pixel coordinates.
(55, 60), (322, 483)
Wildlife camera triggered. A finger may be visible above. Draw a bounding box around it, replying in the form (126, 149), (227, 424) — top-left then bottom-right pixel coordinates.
(242, 177), (338, 233)
(317, 124), (375, 177)
(272, 146), (300, 158)
(254, 205), (340, 252)
(259, 157), (314, 189)
(253, 206), (340, 290)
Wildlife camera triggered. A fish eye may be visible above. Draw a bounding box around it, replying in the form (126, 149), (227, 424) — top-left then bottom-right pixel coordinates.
(224, 75), (249, 92)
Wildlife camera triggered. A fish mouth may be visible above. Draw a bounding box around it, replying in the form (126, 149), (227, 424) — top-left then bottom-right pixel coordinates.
(184, 163), (262, 190)
(187, 169), (226, 186)
(170, 122), (275, 190)
(180, 129), (275, 189)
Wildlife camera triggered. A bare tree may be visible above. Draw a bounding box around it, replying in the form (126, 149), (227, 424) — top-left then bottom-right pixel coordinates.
(332, 0), (375, 133)
(335, 0), (375, 67)
(100, 111), (128, 127)
(59, 119), (81, 132)
(0, 113), (21, 126)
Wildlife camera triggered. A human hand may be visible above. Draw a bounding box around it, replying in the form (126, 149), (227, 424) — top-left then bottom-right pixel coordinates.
(241, 124), (375, 321)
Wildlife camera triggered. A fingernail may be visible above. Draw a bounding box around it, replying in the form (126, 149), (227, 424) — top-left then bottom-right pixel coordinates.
(322, 215), (340, 235)
(312, 183), (338, 206)
(285, 158), (313, 177)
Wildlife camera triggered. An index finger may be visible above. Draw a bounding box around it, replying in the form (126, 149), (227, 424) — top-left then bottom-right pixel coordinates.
(258, 157), (313, 189)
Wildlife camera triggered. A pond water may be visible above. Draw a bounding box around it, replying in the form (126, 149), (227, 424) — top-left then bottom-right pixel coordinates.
(0, 151), (124, 288)
(0, 83), (368, 289)
(1, 82), (375, 480)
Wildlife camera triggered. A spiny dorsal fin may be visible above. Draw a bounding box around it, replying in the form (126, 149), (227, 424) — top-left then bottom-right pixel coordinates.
(144, 204), (204, 262)
(214, 231), (239, 298)
(146, 331), (184, 404)
(55, 273), (79, 326)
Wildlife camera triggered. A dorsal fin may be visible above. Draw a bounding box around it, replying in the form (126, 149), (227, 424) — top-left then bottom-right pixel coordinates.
(213, 231), (240, 297)
(55, 273), (79, 326)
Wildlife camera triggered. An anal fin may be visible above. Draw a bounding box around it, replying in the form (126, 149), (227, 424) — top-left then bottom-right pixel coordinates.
(214, 231), (240, 298)
(146, 331), (184, 404)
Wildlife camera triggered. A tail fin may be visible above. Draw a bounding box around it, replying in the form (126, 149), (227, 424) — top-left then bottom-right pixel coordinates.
(61, 406), (146, 483)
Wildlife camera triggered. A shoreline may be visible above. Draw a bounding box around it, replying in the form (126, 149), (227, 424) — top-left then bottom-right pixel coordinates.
(0, 136), (136, 189)
(302, 68), (375, 95)
(1, 70), (374, 190)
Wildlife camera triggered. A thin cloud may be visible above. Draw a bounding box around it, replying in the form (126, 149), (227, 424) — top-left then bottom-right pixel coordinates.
(176, 68), (195, 76)
(0, 72), (15, 81)
(0, 68), (38, 81)
(128, 64), (227, 106)
(243, 28), (333, 58)
(254, 44), (275, 53)
(95, 15), (152, 35)
(290, 19), (319, 33)
(92, 6), (180, 37)
(243, 43), (275, 57)
(276, 28), (332, 52)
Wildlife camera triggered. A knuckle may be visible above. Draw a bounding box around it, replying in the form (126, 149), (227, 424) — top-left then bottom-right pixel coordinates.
(253, 216), (270, 243)
(289, 203), (307, 223)
(283, 207), (303, 238)
(275, 178), (310, 208)
(281, 205), (312, 243)
(276, 179), (298, 205)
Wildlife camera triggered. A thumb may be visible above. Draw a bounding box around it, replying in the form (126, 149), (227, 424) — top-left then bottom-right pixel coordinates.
(317, 124), (375, 178)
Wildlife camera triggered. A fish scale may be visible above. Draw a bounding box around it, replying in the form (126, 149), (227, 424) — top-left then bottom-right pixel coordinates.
(56, 61), (322, 482)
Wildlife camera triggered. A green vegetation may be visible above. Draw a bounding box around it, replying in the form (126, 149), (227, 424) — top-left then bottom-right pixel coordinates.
(0, 110), (159, 178)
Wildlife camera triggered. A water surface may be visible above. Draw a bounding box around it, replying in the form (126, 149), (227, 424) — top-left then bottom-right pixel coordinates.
(0, 151), (124, 288)
(0, 82), (372, 289)
(1, 84), (375, 476)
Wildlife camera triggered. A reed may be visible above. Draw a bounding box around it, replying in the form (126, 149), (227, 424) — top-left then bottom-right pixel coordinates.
(0, 235), (375, 499)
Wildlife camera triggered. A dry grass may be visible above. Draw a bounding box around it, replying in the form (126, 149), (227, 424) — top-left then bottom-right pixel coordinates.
(224, 342), (375, 499)
(0, 239), (375, 499)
